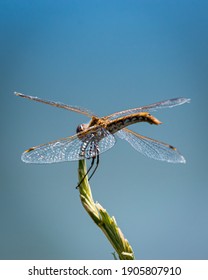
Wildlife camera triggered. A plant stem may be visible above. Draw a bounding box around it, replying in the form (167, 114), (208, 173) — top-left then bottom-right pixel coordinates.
(78, 159), (135, 260)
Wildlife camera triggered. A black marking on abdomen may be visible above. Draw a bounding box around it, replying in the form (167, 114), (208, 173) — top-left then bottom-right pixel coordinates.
(107, 114), (152, 134)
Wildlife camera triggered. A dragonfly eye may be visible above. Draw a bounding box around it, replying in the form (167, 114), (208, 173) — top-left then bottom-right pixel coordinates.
(76, 124), (85, 133)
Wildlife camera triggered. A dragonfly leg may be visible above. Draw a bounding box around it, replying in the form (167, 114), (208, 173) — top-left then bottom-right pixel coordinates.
(88, 154), (99, 182)
(76, 157), (95, 189)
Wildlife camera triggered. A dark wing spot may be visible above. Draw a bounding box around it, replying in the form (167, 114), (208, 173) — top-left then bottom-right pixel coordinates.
(25, 147), (35, 153)
(169, 145), (177, 150)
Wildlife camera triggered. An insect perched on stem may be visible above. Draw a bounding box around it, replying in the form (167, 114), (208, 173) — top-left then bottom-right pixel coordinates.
(15, 92), (190, 186)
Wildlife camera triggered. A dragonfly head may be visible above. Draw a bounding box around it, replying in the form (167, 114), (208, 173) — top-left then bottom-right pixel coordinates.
(76, 123), (89, 134)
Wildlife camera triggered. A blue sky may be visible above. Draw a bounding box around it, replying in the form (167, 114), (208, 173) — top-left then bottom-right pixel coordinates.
(1, 0), (208, 259)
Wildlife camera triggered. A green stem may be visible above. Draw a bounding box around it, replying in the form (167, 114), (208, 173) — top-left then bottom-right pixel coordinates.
(78, 159), (135, 260)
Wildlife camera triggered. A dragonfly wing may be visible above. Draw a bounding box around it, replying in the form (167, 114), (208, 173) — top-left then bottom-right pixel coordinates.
(96, 128), (116, 154)
(108, 97), (190, 120)
(15, 92), (94, 117)
(21, 128), (116, 163)
(116, 128), (186, 163)
(21, 135), (87, 163)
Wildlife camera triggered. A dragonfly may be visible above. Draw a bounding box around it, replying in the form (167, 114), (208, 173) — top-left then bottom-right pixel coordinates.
(15, 92), (190, 186)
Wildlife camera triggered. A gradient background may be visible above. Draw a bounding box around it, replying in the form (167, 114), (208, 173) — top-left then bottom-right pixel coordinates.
(1, 0), (207, 260)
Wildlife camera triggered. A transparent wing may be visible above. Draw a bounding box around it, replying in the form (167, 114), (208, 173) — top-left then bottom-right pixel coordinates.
(22, 134), (85, 163)
(116, 128), (186, 163)
(108, 97), (190, 120)
(97, 128), (116, 154)
(15, 92), (94, 117)
(21, 128), (116, 164)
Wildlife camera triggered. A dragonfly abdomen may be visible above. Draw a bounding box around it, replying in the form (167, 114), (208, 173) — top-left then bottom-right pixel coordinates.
(107, 112), (162, 134)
